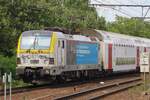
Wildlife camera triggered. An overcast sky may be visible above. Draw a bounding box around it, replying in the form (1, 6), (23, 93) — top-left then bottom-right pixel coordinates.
(90, 0), (150, 21)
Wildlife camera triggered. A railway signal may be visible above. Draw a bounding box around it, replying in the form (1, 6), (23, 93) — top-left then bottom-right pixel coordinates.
(140, 52), (150, 94)
(140, 52), (150, 73)
(2, 72), (12, 100)
(8, 72), (12, 100)
(2, 73), (7, 100)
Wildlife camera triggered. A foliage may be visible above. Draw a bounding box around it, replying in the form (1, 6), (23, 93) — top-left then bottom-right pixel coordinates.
(12, 80), (31, 87)
(0, 0), (106, 57)
(0, 0), (150, 78)
(0, 0), (107, 77)
(0, 55), (16, 77)
(107, 16), (150, 38)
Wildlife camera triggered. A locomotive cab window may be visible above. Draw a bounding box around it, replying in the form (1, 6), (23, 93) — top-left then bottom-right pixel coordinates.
(21, 31), (52, 50)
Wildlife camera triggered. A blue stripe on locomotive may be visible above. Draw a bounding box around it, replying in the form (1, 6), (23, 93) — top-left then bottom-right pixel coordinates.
(76, 43), (99, 64)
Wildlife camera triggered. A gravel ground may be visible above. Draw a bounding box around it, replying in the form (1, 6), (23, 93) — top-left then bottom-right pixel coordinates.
(102, 74), (150, 100)
(0, 76), (137, 100)
(0, 81), (99, 100)
(0, 74), (143, 100)
(102, 89), (150, 100)
(1, 86), (150, 100)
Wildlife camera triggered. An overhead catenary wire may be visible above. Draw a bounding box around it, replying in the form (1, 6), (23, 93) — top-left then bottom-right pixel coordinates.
(91, 0), (150, 7)
(93, 0), (132, 17)
(100, 0), (142, 14)
(132, 7), (150, 19)
(144, 7), (150, 18)
(91, 4), (150, 7)
(92, 0), (150, 20)
(111, 7), (132, 17)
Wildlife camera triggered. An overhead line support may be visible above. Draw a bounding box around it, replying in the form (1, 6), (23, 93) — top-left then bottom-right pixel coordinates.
(90, 4), (150, 7)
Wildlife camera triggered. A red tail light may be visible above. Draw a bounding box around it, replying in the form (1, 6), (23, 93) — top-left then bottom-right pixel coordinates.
(17, 58), (21, 64)
(49, 58), (54, 64)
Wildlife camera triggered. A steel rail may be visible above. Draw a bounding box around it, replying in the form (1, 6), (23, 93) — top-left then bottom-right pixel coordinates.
(0, 85), (47, 96)
(54, 77), (141, 100)
(0, 77), (104, 96)
(89, 81), (142, 100)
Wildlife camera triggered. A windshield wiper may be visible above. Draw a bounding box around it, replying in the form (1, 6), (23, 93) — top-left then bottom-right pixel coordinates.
(26, 35), (38, 52)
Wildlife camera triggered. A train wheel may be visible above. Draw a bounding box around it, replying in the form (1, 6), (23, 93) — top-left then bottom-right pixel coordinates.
(61, 74), (67, 81)
(56, 75), (67, 83)
(76, 71), (81, 79)
(51, 76), (56, 81)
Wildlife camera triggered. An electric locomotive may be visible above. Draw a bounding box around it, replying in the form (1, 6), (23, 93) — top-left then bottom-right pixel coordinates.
(16, 29), (101, 83)
(16, 28), (150, 84)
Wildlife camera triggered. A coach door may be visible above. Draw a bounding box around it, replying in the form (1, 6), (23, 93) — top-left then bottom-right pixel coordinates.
(57, 40), (65, 65)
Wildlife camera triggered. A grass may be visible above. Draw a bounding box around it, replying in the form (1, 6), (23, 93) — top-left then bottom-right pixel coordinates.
(120, 74), (150, 99)
(129, 73), (150, 93)
(12, 80), (31, 88)
(0, 80), (30, 90)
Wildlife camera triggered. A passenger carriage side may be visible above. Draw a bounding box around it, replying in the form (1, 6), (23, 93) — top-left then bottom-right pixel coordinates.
(82, 29), (150, 74)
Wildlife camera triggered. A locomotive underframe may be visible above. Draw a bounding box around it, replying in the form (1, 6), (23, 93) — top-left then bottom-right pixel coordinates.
(16, 64), (102, 83)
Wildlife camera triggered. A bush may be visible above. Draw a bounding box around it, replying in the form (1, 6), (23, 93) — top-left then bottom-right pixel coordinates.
(0, 55), (16, 78)
(12, 80), (30, 87)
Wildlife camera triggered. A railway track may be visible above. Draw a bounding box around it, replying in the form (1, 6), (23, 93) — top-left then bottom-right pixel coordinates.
(53, 77), (142, 100)
(0, 85), (48, 96)
(0, 73), (141, 100)
(0, 78), (103, 96)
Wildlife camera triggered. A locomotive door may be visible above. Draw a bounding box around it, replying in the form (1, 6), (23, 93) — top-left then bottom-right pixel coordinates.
(57, 40), (65, 65)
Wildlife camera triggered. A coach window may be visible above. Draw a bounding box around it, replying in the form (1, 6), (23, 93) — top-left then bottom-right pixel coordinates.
(62, 40), (64, 48)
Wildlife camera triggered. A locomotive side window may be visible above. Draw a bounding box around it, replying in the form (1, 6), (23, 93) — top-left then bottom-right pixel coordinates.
(58, 40), (60, 47)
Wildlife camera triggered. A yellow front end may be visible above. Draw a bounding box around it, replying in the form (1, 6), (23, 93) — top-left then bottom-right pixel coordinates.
(16, 30), (58, 83)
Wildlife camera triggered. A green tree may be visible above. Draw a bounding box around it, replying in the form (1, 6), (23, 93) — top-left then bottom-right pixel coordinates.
(0, 0), (106, 57)
(107, 16), (150, 38)
(0, 0), (106, 76)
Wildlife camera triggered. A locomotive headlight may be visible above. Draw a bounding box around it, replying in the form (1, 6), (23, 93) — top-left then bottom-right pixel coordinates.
(49, 58), (54, 64)
(17, 58), (21, 64)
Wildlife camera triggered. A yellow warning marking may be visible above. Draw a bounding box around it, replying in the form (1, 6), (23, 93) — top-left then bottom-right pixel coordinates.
(18, 49), (50, 54)
(17, 34), (22, 54)
(50, 32), (57, 53)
